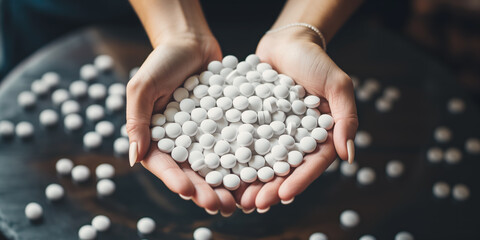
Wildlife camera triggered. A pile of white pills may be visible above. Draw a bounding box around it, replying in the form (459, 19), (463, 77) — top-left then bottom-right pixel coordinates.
(151, 55), (334, 188)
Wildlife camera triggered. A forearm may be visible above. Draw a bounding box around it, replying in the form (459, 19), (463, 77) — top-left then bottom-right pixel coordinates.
(129, 0), (212, 47)
(272, 0), (363, 43)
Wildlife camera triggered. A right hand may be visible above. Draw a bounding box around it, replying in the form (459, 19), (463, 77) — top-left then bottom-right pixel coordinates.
(126, 33), (237, 216)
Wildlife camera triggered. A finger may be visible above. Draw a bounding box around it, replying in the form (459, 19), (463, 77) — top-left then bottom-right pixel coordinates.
(239, 182), (263, 211)
(141, 146), (195, 197)
(214, 188), (237, 217)
(233, 182), (248, 203)
(278, 135), (336, 201)
(182, 166), (221, 212)
(255, 176), (285, 210)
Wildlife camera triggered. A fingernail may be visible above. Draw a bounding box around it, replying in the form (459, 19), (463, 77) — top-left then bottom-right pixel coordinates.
(129, 142), (138, 167)
(235, 203), (243, 209)
(205, 209), (218, 215)
(179, 194), (191, 200)
(257, 207), (270, 214)
(242, 208), (255, 214)
(281, 197), (295, 205)
(347, 139), (355, 164)
(220, 211), (233, 217)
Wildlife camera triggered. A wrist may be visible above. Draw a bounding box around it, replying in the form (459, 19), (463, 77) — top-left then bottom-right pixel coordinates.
(261, 26), (324, 49)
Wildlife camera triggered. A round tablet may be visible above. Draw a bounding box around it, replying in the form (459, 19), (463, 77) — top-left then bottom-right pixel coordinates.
(306, 108), (321, 118)
(78, 225), (97, 240)
(175, 135), (192, 148)
(25, 202), (43, 220)
(83, 131), (102, 148)
(96, 163), (115, 179)
(359, 235), (376, 240)
(15, 121), (34, 138)
(309, 232), (328, 240)
(173, 111), (190, 125)
(173, 87), (189, 102)
(340, 210), (360, 228)
(255, 62), (271, 73)
(271, 145), (288, 160)
(225, 109), (241, 123)
(188, 150), (204, 165)
(31, 80), (49, 96)
(50, 89), (70, 106)
(434, 126), (451, 143)
(158, 139), (175, 153)
(71, 165), (90, 182)
(301, 116), (317, 130)
(213, 140), (230, 156)
(63, 114), (83, 131)
(236, 132), (253, 147)
(0, 120), (15, 137)
(270, 121), (286, 135)
(182, 121), (198, 136)
(41, 72), (60, 88)
(287, 150), (304, 167)
(239, 123), (255, 134)
(273, 161), (290, 176)
(262, 69), (278, 82)
(207, 85), (223, 98)
(465, 138), (480, 154)
(239, 82), (255, 96)
(207, 60), (223, 74)
(151, 126), (165, 141)
(386, 160), (404, 178)
(432, 181), (450, 198)
(69, 80), (88, 98)
(86, 104), (105, 122)
(191, 158), (207, 172)
(204, 153), (220, 169)
(61, 100), (81, 115)
(94, 54), (113, 71)
(88, 83), (107, 100)
(95, 121), (114, 137)
(199, 71), (213, 85)
(304, 95), (321, 108)
(291, 85), (306, 98)
(137, 217), (156, 235)
(164, 123), (182, 138)
(340, 161), (358, 177)
(193, 85), (209, 98)
(426, 147), (443, 163)
(45, 183), (64, 201)
(92, 215), (110, 232)
(255, 84), (272, 98)
(199, 134), (216, 149)
(236, 61), (252, 75)
(205, 171), (223, 187)
(277, 99), (291, 112)
(272, 85), (289, 99)
(221, 126), (237, 142)
(257, 166), (274, 182)
(240, 167), (258, 183)
(80, 63), (98, 80)
(447, 98), (465, 114)
(375, 97), (392, 112)
(114, 137), (129, 155)
(56, 158), (74, 175)
(444, 147), (462, 164)
(357, 167), (376, 185)
(183, 76), (199, 92)
(311, 128), (328, 143)
(198, 96), (215, 111)
(235, 147), (252, 163)
(394, 231), (414, 240)
(248, 96), (263, 111)
(220, 154), (237, 169)
(300, 137), (317, 153)
(18, 91), (37, 108)
(257, 125), (274, 139)
(105, 94), (124, 111)
(318, 114), (334, 130)
(291, 100), (306, 115)
(452, 184), (470, 201)
(108, 83), (126, 96)
(254, 138), (271, 155)
(97, 179), (115, 196)
(190, 108), (206, 123)
(193, 227), (213, 240)
(223, 174), (241, 190)
(354, 131), (371, 148)
(278, 135), (295, 149)
(171, 146), (189, 163)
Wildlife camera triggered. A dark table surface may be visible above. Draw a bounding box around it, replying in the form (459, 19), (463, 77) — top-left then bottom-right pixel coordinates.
(0, 21), (479, 240)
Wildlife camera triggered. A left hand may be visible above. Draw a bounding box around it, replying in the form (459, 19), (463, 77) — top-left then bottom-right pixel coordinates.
(234, 27), (358, 211)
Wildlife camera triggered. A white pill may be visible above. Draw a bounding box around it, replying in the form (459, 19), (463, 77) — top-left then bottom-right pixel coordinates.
(93, 55), (113, 71)
(452, 184), (470, 201)
(25, 202), (43, 220)
(270, 121), (285, 135)
(18, 91), (37, 108)
(426, 147), (443, 163)
(287, 150), (304, 167)
(256, 62), (272, 73)
(257, 166), (274, 182)
(72, 165), (90, 182)
(69, 80), (88, 98)
(237, 132), (254, 147)
(386, 160), (404, 178)
(92, 215), (110, 232)
(223, 174), (241, 190)
(240, 167), (258, 183)
(248, 96), (263, 111)
(61, 100), (81, 115)
(340, 210), (360, 228)
(238, 82), (255, 97)
(311, 128), (328, 143)
(105, 94), (124, 111)
(263, 98), (278, 113)
(236, 61), (252, 75)
(97, 179), (115, 196)
(394, 231), (414, 240)
(41, 72), (60, 88)
(181, 121), (198, 136)
(199, 134), (216, 149)
(432, 181), (450, 198)
(121, 124), (128, 137)
(108, 83), (126, 96)
(209, 74), (225, 86)
(246, 71), (262, 83)
(31, 80), (49, 95)
(273, 85), (289, 99)
(264, 153), (276, 167)
(220, 154), (237, 169)
(291, 100), (306, 115)
(357, 167), (376, 185)
(173, 111), (189, 125)
(444, 147), (462, 164)
(255, 125), (273, 139)
(205, 170), (223, 187)
(39, 109), (59, 127)
(304, 95), (321, 108)
(78, 225), (97, 240)
(189, 108), (206, 123)
(164, 123), (181, 138)
(114, 137), (129, 155)
(235, 147), (252, 163)
(64, 113), (83, 131)
(233, 96), (249, 110)
(465, 138), (480, 154)
(277, 99), (291, 112)
(193, 85), (209, 98)
(199, 71), (213, 85)
(309, 232), (328, 240)
(271, 145), (288, 161)
(206, 60), (222, 74)
(245, 54), (260, 66)
(220, 55), (238, 69)
(214, 140), (230, 155)
(273, 161), (290, 176)
(172, 88), (188, 102)
(355, 131), (371, 148)
(88, 83), (107, 100)
(375, 97), (392, 112)
(279, 135), (295, 149)
(137, 217), (156, 235)
(340, 161), (358, 177)
(83, 131), (102, 148)
(447, 98), (465, 114)
(318, 114), (334, 130)
(56, 158), (74, 175)
(306, 108), (321, 118)
(16, 121), (34, 138)
(86, 104), (105, 122)
(299, 136), (317, 153)
(279, 74), (295, 87)
(188, 150), (204, 164)
(255, 84), (272, 98)
(233, 76), (248, 88)
(158, 139), (175, 153)
(291, 85), (306, 98)
(193, 227), (213, 240)
(45, 183), (64, 201)
(207, 85), (223, 98)
(285, 115), (301, 127)
(198, 119), (215, 134)
(204, 153), (220, 169)
(225, 109), (241, 122)
(183, 76), (199, 91)
(164, 108), (178, 122)
(239, 123), (255, 134)
(434, 126), (451, 143)
(178, 99), (195, 114)
(254, 138), (271, 155)
(151, 126), (165, 141)
(0, 120), (14, 137)
(238, 110), (256, 124)
(248, 155), (265, 170)
(213, 98), (230, 111)
(95, 121), (114, 137)
(301, 116), (317, 130)
(171, 146), (189, 162)
(359, 235), (376, 240)
(95, 163), (115, 179)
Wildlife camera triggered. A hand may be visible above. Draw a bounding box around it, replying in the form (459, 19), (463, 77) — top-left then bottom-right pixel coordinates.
(126, 33), (237, 216)
(234, 28), (358, 211)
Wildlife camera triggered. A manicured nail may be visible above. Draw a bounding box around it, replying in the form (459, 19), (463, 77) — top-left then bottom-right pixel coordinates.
(205, 209), (218, 215)
(220, 211), (233, 217)
(257, 207), (270, 214)
(235, 203), (243, 209)
(179, 194), (191, 200)
(129, 142), (138, 167)
(242, 208), (255, 214)
(281, 197), (295, 205)
(347, 139), (355, 164)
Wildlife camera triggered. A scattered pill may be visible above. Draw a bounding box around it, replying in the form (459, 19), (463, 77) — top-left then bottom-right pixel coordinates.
(51, 89), (70, 106)
(114, 137), (129, 154)
(15, 121), (34, 138)
(434, 126), (451, 143)
(85, 104), (105, 122)
(340, 210), (360, 228)
(96, 163), (115, 179)
(357, 167), (376, 185)
(95, 121), (114, 137)
(83, 131), (102, 149)
(78, 225), (97, 240)
(56, 158), (74, 175)
(0, 120), (15, 137)
(340, 161), (358, 177)
(91, 215), (110, 232)
(193, 227), (213, 240)
(25, 202), (43, 220)
(88, 83), (107, 100)
(31, 80), (49, 96)
(97, 179), (115, 196)
(71, 165), (90, 182)
(386, 160), (404, 178)
(137, 217), (156, 235)
(447, 98), (465, 114)
(394, 231), (414, 240)
(45, 183), (64, 201)
(444, 147), (462, 164)
(426, 147), (443, 163)
(18, 91), (37, 108)
(452, 184), (470, 201)
(105, 94), (124, 111)
(432, 181), (450, 199)
(355, 131), (371, 148)
(465, 138), (480, 154)
(309, 232), (328, 240)
(61, 100), (81, 115)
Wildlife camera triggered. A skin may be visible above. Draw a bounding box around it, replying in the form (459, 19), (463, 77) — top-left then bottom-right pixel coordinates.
(128, 0), (361, 215)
